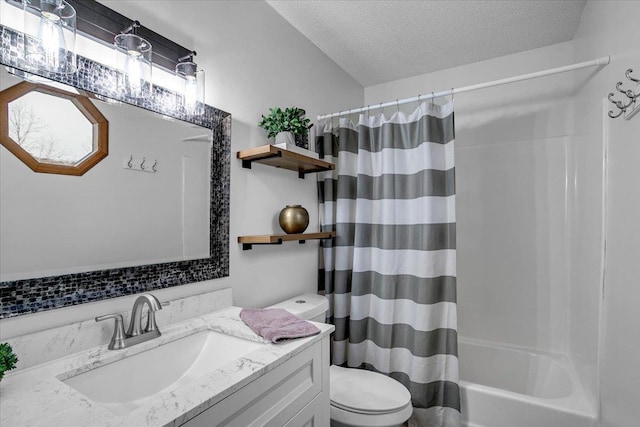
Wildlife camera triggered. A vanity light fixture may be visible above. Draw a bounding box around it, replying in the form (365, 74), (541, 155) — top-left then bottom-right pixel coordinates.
(175, 51), (204, 114)
(114, 20), (152, 100)
(22, 0), (77, 74)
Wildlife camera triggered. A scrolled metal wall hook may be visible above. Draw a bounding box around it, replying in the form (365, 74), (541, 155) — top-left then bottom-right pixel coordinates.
(607, 67), (640, 119)
(609, 92), (634, 109)
(140, 157), (146, 170)
(608, 107), (625, 119)
(608, 93), (627, 118)
(607, 92), (635, 110)
(616, 81), (637, 99)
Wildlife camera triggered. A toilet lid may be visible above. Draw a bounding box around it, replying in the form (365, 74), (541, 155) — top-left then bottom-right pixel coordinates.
(330, 365), (412, 415)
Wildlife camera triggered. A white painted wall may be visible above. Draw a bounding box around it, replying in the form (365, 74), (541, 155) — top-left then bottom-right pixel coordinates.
(571, 2), (640, 427)
(0, 1), (363, 338)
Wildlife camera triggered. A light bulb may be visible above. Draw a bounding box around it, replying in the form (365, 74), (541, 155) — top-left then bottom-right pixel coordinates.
(124, 54), (143, 97)
(183, 75), (198, 113)
(114, 33), (152, 99)
(175, 60), (204, 114)
(23, 0), (76, 74)
(36, 12), (66, 71)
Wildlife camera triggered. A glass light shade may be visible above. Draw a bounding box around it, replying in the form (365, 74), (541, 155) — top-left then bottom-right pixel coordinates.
(175, 61), (204, 114)
(23, 0), (76, 74)
(114, 33), (152, 99)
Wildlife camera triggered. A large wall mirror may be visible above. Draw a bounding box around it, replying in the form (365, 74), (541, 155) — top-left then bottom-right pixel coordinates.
(0, 31), (230, 318)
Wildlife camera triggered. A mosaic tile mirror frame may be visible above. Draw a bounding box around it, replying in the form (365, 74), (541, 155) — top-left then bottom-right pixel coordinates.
(0, 25), (231, 318)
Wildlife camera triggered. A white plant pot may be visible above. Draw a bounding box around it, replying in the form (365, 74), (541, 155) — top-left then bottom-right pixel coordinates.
(275, 131), (295, 145)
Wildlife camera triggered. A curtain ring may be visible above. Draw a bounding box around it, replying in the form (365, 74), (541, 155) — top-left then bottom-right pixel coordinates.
(451, 88), (455, 104)
(416, 94), (421, 108)
(396, 99), (400, 112)
(431, 91), (435, 106)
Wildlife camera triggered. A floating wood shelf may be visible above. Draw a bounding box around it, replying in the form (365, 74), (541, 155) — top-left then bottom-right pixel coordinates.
(238, 231), (336, 250)
(237, 145), (335, 179)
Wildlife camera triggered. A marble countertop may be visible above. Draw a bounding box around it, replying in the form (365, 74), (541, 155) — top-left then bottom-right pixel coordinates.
(0, 307), (334, 427)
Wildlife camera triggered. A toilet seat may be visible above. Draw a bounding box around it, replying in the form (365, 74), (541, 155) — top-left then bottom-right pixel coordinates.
(330, 365), (412, 415)
(330, 402), (413, 427)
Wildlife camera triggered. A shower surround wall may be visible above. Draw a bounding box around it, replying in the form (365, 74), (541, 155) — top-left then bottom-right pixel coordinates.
(571, 2), (640, 427)
(365, 39), (603, 415)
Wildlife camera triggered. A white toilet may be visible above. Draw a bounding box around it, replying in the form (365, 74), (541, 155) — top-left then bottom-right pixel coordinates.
(269, 294), (413, 427)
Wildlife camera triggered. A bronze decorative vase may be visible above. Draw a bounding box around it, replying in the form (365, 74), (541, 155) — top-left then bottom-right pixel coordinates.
(279, 205), (309, 234)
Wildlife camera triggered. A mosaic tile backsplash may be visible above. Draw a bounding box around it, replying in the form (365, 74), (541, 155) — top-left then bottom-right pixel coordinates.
(0, 25), (231, 318)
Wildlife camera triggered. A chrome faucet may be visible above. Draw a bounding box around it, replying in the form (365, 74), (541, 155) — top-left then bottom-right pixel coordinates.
(96, 293), (169, 350)
(126, 294), (164, 337)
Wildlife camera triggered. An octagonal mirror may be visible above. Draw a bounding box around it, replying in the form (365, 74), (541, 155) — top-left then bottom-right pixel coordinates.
(0, 81), (108, 175)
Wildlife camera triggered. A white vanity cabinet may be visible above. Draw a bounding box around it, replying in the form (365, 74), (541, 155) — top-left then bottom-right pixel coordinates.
(0, 302), (335, 427)
(180, 335), (330, 427)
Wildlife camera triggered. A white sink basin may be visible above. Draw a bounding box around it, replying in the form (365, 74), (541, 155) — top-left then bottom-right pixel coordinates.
(61, 330), (263, 415)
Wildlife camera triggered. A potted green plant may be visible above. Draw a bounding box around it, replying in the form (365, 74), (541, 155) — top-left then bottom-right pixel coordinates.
(258, 107), (311, 145)
(0, 343), (18, 381)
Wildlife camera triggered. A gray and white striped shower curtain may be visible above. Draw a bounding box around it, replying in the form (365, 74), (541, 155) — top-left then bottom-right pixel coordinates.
(317, 101), (460, 427)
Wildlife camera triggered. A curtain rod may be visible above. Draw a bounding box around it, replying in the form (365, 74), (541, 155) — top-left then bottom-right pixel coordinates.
(317, 56), (610, 121)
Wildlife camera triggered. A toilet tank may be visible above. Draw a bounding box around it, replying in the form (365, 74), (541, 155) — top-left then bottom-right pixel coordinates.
(267, 293), (328, 323)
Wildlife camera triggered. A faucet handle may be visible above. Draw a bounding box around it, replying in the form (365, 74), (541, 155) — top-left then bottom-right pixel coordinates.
(144, 301), (169, 333)
(96, 314), (127, 350)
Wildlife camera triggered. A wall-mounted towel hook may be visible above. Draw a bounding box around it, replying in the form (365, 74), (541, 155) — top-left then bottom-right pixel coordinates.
(610, 91), (628, 105)
(616, 81), (637, 99)
(608, 93), (631, 118)
(608, 66), (640, 120)
(123, 155), (157, 173)
(609, 92), (634, 109)
(608, 106), (625, 119)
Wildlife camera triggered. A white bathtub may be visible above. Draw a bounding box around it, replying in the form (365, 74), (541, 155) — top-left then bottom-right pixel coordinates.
(458, 337), (597, 427)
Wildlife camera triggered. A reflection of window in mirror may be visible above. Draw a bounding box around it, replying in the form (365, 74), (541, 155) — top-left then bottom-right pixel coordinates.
(0, 81), (108, 176)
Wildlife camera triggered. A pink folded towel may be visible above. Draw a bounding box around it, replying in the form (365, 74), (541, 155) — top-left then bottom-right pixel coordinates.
(239, 308), (321, 343)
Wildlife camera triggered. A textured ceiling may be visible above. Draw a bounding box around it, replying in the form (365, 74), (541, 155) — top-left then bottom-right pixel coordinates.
(266, 0), (587, 87)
